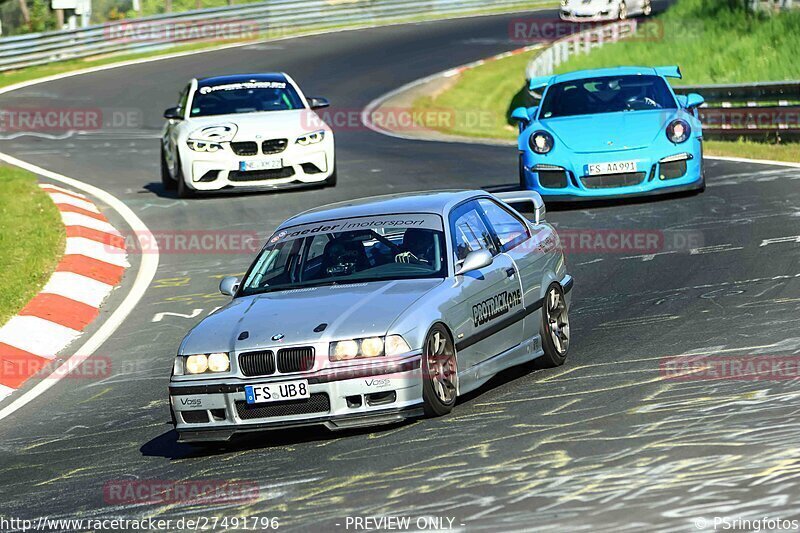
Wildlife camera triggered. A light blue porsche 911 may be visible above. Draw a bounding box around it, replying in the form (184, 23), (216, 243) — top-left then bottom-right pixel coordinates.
(513, 66), (706, 201)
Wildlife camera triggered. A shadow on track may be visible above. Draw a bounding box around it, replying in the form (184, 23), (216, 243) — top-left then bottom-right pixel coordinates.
(140, 357), (557, 460)
(483, 182), (705, 212)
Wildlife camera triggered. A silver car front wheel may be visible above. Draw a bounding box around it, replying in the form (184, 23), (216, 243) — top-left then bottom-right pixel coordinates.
(422, 324), (457, 416)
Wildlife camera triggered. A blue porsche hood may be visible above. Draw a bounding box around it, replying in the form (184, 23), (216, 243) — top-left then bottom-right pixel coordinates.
(542, 110), (680, 153)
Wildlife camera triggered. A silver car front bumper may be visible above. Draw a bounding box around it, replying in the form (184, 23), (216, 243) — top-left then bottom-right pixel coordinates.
(170, 354), (423, 442)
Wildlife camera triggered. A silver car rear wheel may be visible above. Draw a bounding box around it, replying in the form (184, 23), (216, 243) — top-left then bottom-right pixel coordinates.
(540, 284), (570, 367)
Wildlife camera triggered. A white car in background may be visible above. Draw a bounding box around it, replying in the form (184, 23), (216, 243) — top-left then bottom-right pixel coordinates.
(161, 73), (335, 198)
(560, 0), (652, 21)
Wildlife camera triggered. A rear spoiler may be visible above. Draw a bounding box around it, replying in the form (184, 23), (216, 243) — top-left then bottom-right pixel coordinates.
(528, 75), (552, 97)
(654, 65), (682, 79)
(494, 191), (546, 225)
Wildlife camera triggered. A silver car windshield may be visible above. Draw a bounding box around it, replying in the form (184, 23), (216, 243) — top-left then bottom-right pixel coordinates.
(540, 75), (677, 119)
(240, 214), (447, 295)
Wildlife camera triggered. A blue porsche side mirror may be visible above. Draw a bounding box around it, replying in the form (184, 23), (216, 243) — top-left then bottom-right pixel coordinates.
(511, 107), (529, 123)
(685, 93), (705, 109)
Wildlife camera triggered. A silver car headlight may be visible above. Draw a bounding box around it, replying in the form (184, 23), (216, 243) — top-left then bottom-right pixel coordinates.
(174, 352), (230, 375)
(329, 335), (411, 362)
(295, 130), (325, 146)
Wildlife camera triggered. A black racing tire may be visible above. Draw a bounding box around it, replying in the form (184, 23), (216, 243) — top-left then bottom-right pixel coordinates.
(175, 155), (195, 199)
(518, 153), (527, 189)
(324, 164), (337, 187)
(421, 324), (457, 417)
(160, 145), (176, 190)
(540, 283), (570, 368)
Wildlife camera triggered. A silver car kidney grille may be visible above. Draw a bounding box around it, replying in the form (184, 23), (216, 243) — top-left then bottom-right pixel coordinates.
(239, 347), (314, 377)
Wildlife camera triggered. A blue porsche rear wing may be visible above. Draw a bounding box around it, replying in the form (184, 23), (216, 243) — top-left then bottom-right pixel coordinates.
(529, 75), (553, 96)
(654, 65), (682, 79)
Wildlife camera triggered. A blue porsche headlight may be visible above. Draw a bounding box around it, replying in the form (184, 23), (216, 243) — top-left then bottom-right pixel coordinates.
(666, 119), (691, 144)
(529, 131), (555, 154)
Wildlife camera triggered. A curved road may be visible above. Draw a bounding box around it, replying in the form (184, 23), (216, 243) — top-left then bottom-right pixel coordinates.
(1, 7), (800, 531)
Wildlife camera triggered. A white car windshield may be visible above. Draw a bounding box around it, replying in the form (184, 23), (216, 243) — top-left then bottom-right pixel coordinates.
(540, 75), (677, 119)
(240, 215), (447, 295)
(191, 81), (304, 117)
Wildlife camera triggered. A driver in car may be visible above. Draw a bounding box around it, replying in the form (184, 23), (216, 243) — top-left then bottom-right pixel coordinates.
(395, 228), (435, 265)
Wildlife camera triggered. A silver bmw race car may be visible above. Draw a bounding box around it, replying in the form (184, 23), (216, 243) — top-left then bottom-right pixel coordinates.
(169, 190), (573, 442)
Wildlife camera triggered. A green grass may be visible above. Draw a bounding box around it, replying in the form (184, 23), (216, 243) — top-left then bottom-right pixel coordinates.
(414, 52), (534, 140)
(704, 139), (800, 163)
(554, 0), (800, 84)
(0, 166), (65, 326)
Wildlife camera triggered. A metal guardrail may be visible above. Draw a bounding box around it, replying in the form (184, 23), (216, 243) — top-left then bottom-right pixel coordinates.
(525, 20), (637, 81)
(0, 0), (552, 73)
(524, 20), (800, 142)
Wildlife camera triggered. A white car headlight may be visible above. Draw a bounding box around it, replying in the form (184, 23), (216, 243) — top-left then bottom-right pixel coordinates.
(186, 140), (222, 152)
(176, 353), (230, 375)
(296, 130), (325, 146)
(329, 335), (410, 362)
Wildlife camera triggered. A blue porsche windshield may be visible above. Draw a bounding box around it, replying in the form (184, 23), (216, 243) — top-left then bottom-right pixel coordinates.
(539, 75), (677, 119)
(240, 215), (447, 295)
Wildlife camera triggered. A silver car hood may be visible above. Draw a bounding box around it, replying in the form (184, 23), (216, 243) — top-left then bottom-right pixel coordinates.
(180, 279), (444, 355)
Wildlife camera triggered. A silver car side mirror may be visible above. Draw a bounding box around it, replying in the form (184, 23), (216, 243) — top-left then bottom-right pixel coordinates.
(219, 276), (240, 296)
(455, 249), (494, 276)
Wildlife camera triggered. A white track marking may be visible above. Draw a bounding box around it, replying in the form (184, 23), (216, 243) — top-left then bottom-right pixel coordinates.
(760, 235), (800, 247)
(47, 192), (100, 212)
(689, 244), (744, 255)
(64, 237), (129, 267)
(0, 316), (80, 358)
(42, 272), (114, 308)
(39, 183), (88, 198)
(0, 385), (12, 401)
(0, 152), (159, 422)
(60, 211), (120, 234)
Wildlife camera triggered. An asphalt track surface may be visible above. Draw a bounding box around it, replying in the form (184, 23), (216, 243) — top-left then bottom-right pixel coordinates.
(1, 6), (800, 532)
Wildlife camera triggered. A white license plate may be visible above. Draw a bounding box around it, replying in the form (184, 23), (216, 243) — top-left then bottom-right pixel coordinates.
(240, 158), (282, 171)
(587, 160), (637, 175)
(245, 380), (309, 405)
